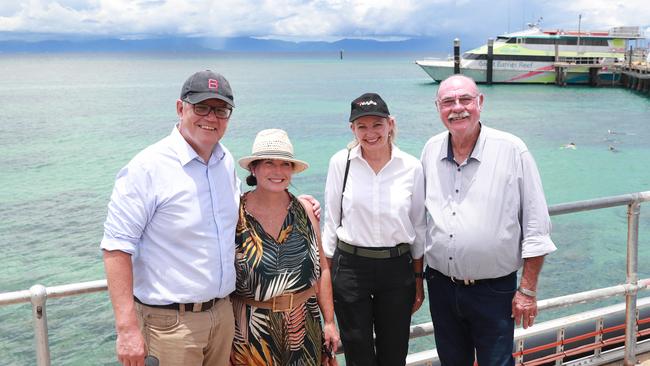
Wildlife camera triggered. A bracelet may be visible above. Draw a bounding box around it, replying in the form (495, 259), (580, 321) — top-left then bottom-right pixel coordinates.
(414, 272), (425, 279)
(518, 287), (537, 297)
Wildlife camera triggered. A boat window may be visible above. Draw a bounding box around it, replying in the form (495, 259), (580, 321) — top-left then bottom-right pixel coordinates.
(505, 38), (517, 44)
(460, 54), (556, 62)
(463, 53), (483, 60)
(580, 39), (610, 46)
(493, 55), (556, 62)
(524, 38), (557, 45)
(521, 38), (609, 46)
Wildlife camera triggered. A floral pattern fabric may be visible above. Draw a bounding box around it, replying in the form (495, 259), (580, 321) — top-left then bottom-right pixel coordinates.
(230, 192), (323, 366)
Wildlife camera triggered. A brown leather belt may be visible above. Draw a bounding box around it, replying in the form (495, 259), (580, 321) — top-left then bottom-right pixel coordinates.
(233, 286), (316, 312)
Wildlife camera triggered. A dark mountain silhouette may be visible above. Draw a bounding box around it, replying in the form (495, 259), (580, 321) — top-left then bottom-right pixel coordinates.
(0, 35), (482, 53)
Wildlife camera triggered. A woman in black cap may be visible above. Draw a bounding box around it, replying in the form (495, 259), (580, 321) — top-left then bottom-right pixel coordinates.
(322, 93), (426, 365)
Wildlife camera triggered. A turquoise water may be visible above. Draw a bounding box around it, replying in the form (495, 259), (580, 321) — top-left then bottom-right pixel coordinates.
(1, 52), (649, 364)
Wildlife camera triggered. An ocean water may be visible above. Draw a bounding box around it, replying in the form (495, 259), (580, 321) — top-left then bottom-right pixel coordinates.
(1, 52), (649, 365)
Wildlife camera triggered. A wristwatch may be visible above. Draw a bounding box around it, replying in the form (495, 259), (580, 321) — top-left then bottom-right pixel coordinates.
(518, 287), (537, 297)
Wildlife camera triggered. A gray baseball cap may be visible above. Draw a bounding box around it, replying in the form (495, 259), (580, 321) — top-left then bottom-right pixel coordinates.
(180, 70), (235, 107)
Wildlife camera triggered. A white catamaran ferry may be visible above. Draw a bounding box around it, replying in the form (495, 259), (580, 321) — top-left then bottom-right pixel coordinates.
(415, 25), (644, 84)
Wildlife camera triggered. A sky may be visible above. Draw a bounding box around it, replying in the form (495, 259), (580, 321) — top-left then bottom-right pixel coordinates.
(0, 0), (649, 42)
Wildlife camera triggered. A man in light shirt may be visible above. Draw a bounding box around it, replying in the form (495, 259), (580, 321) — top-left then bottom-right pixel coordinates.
(101, 70), (240, 366)
(421, 74), (556, 366)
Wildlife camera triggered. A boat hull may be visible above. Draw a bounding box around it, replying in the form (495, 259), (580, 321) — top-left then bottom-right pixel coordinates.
(415, 59), (619, 85)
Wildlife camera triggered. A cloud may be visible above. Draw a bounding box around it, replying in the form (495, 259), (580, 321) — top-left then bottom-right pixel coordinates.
(0, 0), (648, 40)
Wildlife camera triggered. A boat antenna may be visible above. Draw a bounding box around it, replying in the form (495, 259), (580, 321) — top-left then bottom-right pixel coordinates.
(577, 14), (582, 54)
(507, 0), (510, 33)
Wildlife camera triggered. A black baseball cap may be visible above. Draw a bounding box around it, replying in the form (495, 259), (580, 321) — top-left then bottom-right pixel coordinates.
(349, 92), (390, 122)
(180, 70), (235, 107)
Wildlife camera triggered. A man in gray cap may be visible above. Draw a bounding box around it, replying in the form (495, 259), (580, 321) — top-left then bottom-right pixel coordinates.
(101, 70), (240, 366)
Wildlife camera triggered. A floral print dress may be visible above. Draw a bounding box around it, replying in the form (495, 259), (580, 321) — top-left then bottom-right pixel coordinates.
(230, 192), (323, 366)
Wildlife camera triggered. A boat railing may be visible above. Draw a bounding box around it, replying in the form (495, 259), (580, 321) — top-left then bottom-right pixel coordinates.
(630, 47), (650, 65)
(608, 26), (643, 39)
(1, 191), (649, 366)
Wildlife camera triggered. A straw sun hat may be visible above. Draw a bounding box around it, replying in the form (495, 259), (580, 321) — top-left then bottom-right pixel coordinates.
(238, 129), (309, 173)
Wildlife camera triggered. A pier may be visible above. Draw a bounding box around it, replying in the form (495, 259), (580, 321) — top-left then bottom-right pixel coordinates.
(548, 44), (649, 94)
(619, 64), (650, 94)
(552, 60), (650, 95)
(2, 191), (650, 366)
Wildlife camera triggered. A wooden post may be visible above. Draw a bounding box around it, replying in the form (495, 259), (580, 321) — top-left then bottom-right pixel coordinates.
(626, 74), (631, 89)
(629, 46), (633, 68)
(487, 38), (494, 84)
(454, 38), (460, 74)
(589, 68), (598, 87)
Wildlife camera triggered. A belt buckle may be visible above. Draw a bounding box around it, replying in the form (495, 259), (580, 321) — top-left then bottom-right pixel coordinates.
(272, 293), (294, 312)
(451, 277), (475, 286)
(389, 247), (398, 258)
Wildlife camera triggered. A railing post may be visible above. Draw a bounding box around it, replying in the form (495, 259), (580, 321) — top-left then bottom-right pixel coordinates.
(30, 284), (51, 366)
(623, 202), (640, 365)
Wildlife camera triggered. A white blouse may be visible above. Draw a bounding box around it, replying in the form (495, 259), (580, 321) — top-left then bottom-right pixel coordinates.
(322, 144), (426, 259)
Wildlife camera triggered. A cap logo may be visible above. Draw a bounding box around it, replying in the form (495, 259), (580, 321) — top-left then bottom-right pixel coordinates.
(208, 79), (219, 89)
(358, 100), (377, 106)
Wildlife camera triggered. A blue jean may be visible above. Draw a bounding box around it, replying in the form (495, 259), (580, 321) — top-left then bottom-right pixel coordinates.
(426, 267), (516, 366)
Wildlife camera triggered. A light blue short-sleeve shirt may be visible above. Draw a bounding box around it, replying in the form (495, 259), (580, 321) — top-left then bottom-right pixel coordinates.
(101, 126), (240, 304)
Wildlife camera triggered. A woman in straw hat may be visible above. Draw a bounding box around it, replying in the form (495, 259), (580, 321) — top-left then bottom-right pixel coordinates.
(322, 93), (426, 366)
(230, 129), (339, 366)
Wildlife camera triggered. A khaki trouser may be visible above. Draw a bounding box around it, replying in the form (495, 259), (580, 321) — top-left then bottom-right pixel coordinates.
(136, 296), (234, 366)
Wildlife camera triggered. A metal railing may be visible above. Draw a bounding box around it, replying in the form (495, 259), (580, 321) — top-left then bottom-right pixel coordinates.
(1, 191), (649, 366)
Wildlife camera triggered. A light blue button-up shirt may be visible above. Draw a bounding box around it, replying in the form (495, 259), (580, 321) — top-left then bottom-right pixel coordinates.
(421, 125), (556, 280)
(101, 127), (240, 304)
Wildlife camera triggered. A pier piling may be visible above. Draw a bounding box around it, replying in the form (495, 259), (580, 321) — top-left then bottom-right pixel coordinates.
(589, 68), (599, 87)
(555, 66), (567, 87)
(486, 38), (494, 84)
(453, 38), (460, 74)
(618, 65), (650, 96)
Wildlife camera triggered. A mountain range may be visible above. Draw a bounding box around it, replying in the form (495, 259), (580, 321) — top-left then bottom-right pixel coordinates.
(0, 35), (484, 53)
